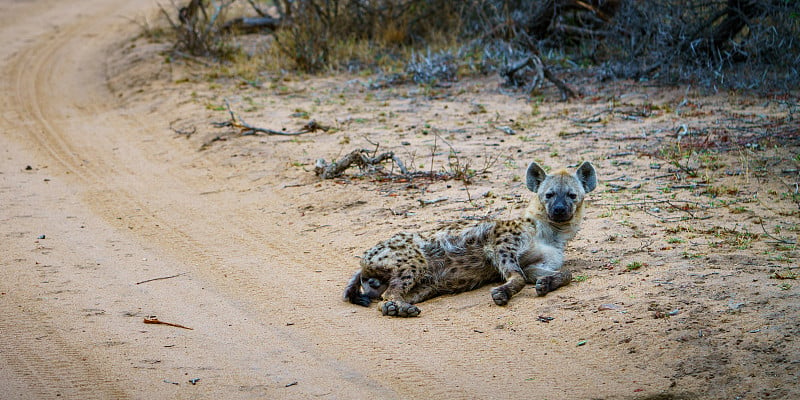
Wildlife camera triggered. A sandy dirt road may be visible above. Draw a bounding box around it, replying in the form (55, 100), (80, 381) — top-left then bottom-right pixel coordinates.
(0, 1), (643, 398)
(1, 1), (798, 399)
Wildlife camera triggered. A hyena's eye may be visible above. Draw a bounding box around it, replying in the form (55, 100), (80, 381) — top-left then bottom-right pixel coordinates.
(568, 193), (577, 200)
(545, 192), (554, 199)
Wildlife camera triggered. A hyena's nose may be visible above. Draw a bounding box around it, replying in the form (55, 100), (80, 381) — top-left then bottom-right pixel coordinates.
(551, 204), (570, 221)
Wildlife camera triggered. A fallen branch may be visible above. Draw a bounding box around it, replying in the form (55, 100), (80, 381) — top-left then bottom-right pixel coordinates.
(542, 66), (577, 101)
(136, 272), (188, 285)
(212, 99), (327, 136)
(419, 197), (449, 206)
(620, 239), (654, 257)
(168, 120), (196, 137)
(502, 56), (577, 101)
(143, 317), (193, 330)
(594, 199), (709, 208)
(502, 56), (544, 90)
(758, 219), (797, 245)
(315, 149), (408, 179)
(222, 16), (281, 33)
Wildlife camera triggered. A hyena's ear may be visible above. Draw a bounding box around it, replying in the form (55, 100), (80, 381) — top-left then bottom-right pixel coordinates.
(526, 161), (547, 192)
(575, 161), (597, 193)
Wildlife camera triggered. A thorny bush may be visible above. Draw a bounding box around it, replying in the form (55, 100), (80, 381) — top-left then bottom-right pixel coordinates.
(162, 0), (800, 91)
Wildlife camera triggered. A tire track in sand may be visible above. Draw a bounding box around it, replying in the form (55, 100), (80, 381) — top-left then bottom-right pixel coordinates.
(2, 3), (488, 397)
(0, 1), (654, 398)
(0, 289), (129, 399)
(0, 1), (415, 398)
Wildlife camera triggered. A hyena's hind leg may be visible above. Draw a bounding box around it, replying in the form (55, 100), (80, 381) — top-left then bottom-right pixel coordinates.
(358, 233), (426, 317)
(379, 299), (420, 317)
(378, 269), (425, 317)
(377, 259), (428, 317)
(379, 282), (442, 317)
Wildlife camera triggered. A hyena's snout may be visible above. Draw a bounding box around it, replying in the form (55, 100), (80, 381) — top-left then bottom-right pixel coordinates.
(548, 195), (575, 222)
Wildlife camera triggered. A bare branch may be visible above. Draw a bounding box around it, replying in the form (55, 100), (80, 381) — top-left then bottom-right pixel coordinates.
(212, 99), (327, 136)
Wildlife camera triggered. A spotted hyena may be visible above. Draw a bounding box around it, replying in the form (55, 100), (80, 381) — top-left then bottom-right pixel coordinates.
(343, 161), (597, 317)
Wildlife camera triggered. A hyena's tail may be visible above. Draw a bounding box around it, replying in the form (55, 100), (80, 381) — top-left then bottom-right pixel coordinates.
(343, 270), (370, 307)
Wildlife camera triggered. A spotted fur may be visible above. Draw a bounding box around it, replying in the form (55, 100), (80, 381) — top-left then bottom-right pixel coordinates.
(343, 161), (597, 317)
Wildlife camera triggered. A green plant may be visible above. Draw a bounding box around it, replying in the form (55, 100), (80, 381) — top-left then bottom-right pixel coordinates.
(572, 274), (589, 282)
(626, 261), (644, 271)
(681, 251), (704, 259)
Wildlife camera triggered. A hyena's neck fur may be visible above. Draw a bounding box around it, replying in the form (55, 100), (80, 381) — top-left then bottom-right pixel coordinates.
(522, 197), (584, 248)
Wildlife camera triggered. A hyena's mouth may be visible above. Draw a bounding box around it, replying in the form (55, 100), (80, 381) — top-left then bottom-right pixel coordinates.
(547, 204), (574, 222)
(548, 212), (573, 223)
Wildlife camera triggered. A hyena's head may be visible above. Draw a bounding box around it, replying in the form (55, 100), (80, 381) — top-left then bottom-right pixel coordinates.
(526, 161), (597, 223)
(360, 276), (388, 300)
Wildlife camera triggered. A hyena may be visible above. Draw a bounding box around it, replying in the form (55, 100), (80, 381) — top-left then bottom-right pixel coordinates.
(343, 161), (597, 317)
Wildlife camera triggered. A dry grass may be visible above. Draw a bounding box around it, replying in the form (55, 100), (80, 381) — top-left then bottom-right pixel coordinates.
(148, 1), (800, 93)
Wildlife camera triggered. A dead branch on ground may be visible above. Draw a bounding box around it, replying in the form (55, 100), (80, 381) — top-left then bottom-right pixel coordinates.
(502, 56), (576, 101)
(222, 16), (282, 33)
(212, 99), (328, 136)
(136, 272), (188, 285)
(758, 219), (797, 245)
(143, 317), (193, 330)
(314, 146), (475, 182)
(169, 119), (197, 137)
(620, 239), (655, 257)
(315, 149), (408, 179)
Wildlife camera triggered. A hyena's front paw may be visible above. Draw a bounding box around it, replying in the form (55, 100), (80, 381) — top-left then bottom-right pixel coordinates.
(490, 286), (511, 306)
(535, 270), (572, 296)
(380, 300), (420, 317)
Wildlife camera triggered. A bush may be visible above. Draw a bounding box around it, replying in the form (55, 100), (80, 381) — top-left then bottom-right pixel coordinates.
(160, 0), (800, 91)
(271, 0), (462, 73)
(602, 0), (800, 90)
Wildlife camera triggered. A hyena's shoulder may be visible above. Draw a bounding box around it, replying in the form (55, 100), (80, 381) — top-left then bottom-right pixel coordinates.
(492, 219), (526, 234)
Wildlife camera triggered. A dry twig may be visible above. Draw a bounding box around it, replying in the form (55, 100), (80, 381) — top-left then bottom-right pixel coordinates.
(213, 99), (327, 136)
(758, 219), (797, 245)
(136, 272), (188, 285)
(169, 120), (196, 137)
(143, 317), (193, 330)
(315, 149), (408, 179)
(502, 56), (576, 101)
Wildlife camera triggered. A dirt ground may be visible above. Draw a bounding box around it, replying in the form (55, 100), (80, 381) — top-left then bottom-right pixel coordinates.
(1, 1), (799, 399)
